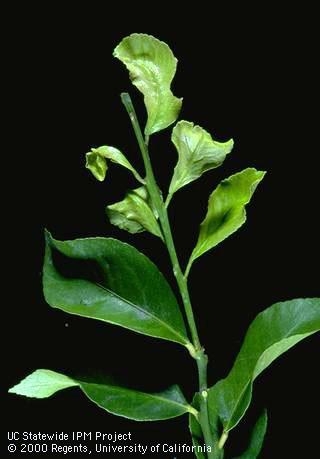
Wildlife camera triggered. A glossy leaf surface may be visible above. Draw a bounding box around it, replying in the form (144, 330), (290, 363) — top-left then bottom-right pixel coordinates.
(208, 298), (320, 432)
(43, 232), (189, 346)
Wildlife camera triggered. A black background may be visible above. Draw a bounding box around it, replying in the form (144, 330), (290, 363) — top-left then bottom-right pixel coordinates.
(4, 4), (319, 458)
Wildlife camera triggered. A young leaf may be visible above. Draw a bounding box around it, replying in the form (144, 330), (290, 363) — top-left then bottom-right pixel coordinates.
(85, 146), (143, 183)
(106, 186), (163, 239)
(208, 298), (320, 434)
(43, 232), (189, 346)
(233, 410), (268, 459)
(189, 168), (265, 268)
(189, 394), (207, 459)
(114, 33), (182, 135)
(8, 370), (78, 398)
(9, 370), (193, 421)
(169, 121), (234, 196)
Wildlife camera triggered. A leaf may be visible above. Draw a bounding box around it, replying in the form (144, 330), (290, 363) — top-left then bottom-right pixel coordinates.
(8, 369), (78, 398)
(43, 232), (189, 346)
(85, 146), (143, 183)
(233, 410), (268, 459)
(9, 370), (193, 421)
(169, 121), (234, 195)
(208, 298), (320, 433)
(114, 33), (182, 135)
(189, 394), (207, 459)
(189, 168), (265, 267)
(106, 186), (163, 239)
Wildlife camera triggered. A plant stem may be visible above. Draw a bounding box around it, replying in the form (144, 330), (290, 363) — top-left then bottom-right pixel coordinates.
(121, 92), (219, 458)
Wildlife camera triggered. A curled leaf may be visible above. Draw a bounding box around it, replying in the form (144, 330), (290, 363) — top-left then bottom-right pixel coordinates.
(107, 187), (163, 239)
(169, 121), (234, 196)
(85, 146), (143, 183)
(114, 33), (182, 135)
(188, 168), (265, 270)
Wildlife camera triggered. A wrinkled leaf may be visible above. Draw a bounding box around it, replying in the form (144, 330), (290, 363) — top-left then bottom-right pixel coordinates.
(234, 410), (268, 459)
(43, 232), (189, 346)
(114, 33), (182, 135)
(208, 298), (320, 433)
(9, 369), (193, 421)
(107, 187), (163, 239)
(189, 168), (265, 268)
(169, 121), (233, 196)
(85, 146), (143, 183)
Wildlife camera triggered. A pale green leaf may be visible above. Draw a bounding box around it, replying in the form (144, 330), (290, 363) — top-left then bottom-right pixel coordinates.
(169, 120), (234, 196)
(208, 298), (320, 434)
(85, 146), (143, 183)
(234, 410), (268, 459)
(8, 369), (78, 398)
(114, 33), (182, 135)
(106, 187), (163, 239)
(189, 168), (265, 268)
(43, 232), (189, 346)
(9, 370), (192, 421)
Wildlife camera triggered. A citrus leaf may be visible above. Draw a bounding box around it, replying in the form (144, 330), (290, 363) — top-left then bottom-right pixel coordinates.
(169, 120), (233, 196)
(233, 410), (268, 459)
(43, 232), (189, 346)
(208, 298), (320, 433)
(9, 370), (192, 421)
(85, 146), (143, 183)
(189, 168), (265, 269)
(114, 33), (182, 135)
(107, 187), (163, 239)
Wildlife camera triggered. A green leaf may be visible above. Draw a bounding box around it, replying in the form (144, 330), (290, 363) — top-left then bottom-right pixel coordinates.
(8, 369), (78, 398)
(114, 33), (182, 135)
(189, 395), (207, 459)
(106, 186), (163, 239)
(208, 298), (320, 433)
(234, 410), (268, 459)
(85, 146), (143, 183)
(169, 121), (234, 196)
(189, 168), (265, 268)
(43, 232), (189, 346)
(9, 370), (193, 421)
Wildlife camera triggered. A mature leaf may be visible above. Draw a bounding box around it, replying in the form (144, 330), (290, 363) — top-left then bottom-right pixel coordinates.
(8, 370), (77, 398)
(9, 370), (193, 421)
(169, 121), (234, 195)
(43, 232), (189, 346)
(208, 298), (320, 433)
(85, 146), (143, 183)
(189, 394), (207, 459)
(233, 410), (268, 459)
(114, 33), (182, 135)
(107, 187), (163, 239)
(189, 168), (265, 267)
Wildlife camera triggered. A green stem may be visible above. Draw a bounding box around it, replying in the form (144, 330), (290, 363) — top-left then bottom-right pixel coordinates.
(121, 92), (219, 459)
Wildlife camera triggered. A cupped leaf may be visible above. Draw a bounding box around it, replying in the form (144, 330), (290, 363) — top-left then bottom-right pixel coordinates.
(169, 121), (234, 196)
(9, 369), (194, 421)
(233, 410), (268, 459)
(107, 186), (163, 239)
(208, 298), (320, 434)
(43, 232), (189, 346)
(189, 168), (265, 269)
(114, 33), (182, 135)
(85, 146), (143, 183)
